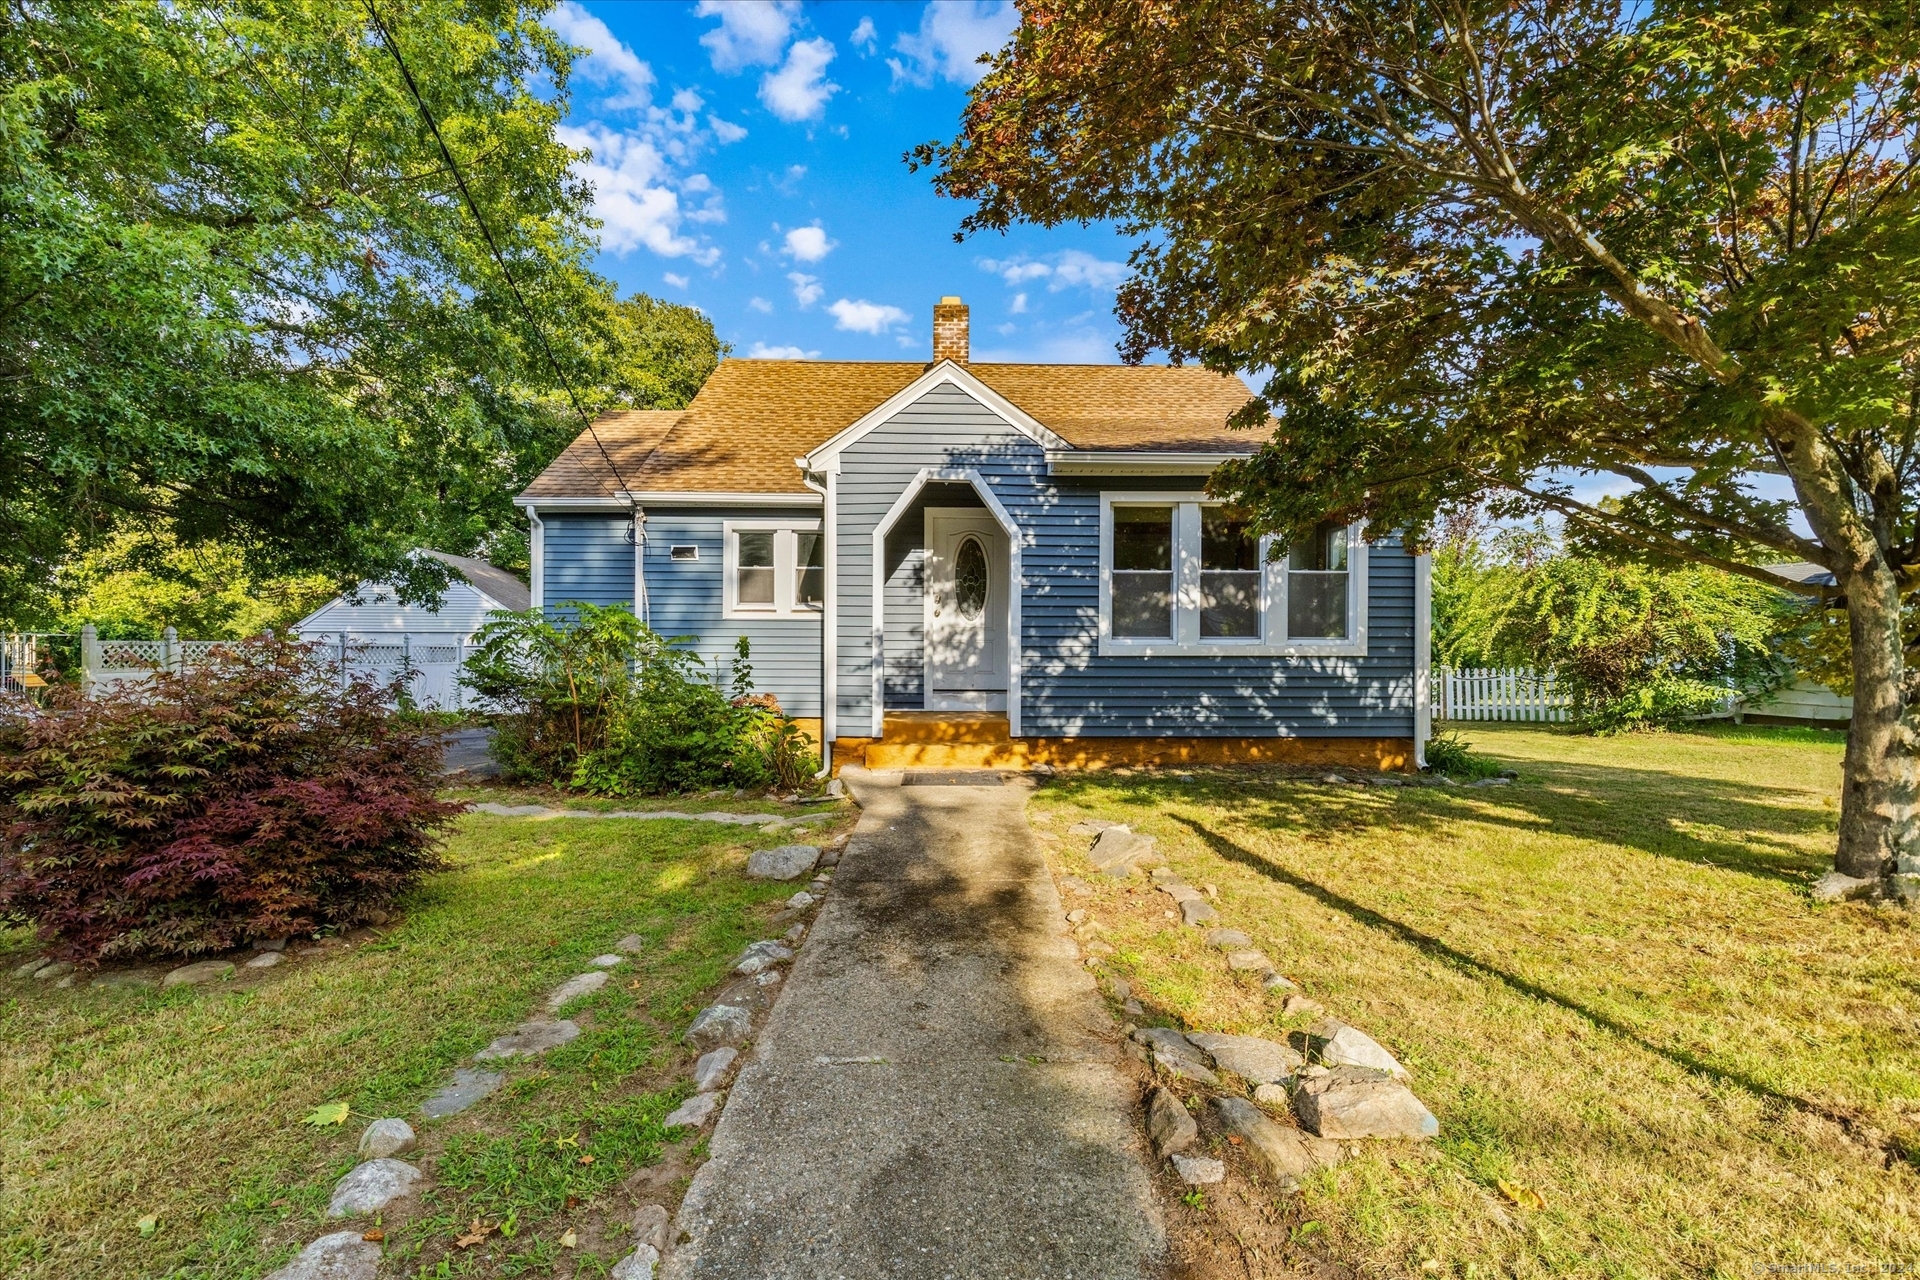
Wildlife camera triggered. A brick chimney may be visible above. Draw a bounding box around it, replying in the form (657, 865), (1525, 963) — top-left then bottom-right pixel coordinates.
(932, 296), (969, 364)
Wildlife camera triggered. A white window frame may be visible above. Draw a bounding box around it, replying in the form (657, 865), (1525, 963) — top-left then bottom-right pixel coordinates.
(722, 519), (824, 619)
(1096, 492), (1367, 657)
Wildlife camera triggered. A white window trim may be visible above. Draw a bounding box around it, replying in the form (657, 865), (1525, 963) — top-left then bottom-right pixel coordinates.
(1096, 492), (1367, 657)
(722, 519), (824, 619)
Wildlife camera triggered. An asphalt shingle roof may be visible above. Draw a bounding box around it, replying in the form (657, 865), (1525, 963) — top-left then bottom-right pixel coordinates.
(518, 359), (1266, 499)
(421, 550), (531, 612)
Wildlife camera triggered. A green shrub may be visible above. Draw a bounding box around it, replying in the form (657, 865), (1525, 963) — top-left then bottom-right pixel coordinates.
(1422, 729), (1501, 779)
(1437, 527), (1792, 732)
(463, 606), (816, 795)
(0, 637), (456, 961)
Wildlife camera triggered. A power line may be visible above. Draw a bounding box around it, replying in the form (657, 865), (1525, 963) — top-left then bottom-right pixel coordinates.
(360, 0), (636, 502)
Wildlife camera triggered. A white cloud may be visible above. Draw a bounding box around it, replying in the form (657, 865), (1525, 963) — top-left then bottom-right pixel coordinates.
(829, 298), (910, 334)
(762, 37), (839, 122)
(558, 123), (718, 263)
(748, 295), (774, 313)
(978, 250), (1127, 292)
(748, 342), (819, 359)
(697, 0), (797, 72)
(663, 272), (690, 288)
(979, 255), (1053, 285)
(774, 164), (807, 194)
(889, 1), (1016, 87)
(1010, 291), (1027, 314)
(850, 16), (877, 52)
(972, 329), (1118, 363)
(550, 2), (655, 110)
(679, 171), (725, 224)
(1052, 249), (1128, 290)
(788, 272), (823, 307)
(782, 223), (836, 263)
(709, 116), (748, 144)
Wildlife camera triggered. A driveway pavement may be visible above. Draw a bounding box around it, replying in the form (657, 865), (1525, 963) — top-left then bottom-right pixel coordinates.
(663, 766), (1163, 1280)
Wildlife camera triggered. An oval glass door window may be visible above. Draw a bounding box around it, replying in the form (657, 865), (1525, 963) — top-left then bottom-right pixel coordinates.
(954, 536), (988, 620)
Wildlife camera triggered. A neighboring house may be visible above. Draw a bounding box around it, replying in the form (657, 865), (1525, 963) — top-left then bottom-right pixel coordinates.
(517, 297), (1431, 771)
(1752, 562), (1851, 726)
(294, 551), (530, 711)
(295, 551), (531, 635)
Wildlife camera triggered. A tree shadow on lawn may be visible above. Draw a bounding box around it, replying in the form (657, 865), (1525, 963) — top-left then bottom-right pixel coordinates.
(1079, 757), (1835, 889)
(1164, 812), (1911, 1169)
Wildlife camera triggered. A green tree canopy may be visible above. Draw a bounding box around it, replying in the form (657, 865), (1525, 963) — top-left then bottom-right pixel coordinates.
(923, 0), (1920, 892)
(1, 0), (719, 630)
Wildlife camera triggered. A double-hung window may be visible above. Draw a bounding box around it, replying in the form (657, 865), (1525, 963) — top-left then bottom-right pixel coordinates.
(1111, 505), (1176, 638)
(1098, 493), (1365, 655)
(723, 520), (824, 618)
(1286, 520), (1351, 640)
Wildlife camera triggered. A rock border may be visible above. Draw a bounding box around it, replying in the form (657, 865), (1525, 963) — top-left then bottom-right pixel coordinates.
(1055, 811), (1441, 1195)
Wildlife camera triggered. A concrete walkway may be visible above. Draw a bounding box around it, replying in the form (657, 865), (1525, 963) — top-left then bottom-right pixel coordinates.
(664, 768), (1163, 1280)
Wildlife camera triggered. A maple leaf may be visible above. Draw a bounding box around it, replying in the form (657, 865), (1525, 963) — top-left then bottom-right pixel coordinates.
(1497, 1178), (1546, 1211)
(453, 1218), (497, 1248)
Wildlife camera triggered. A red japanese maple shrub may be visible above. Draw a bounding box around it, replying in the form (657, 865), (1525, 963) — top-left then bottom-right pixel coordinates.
(0, 636), (460, 962)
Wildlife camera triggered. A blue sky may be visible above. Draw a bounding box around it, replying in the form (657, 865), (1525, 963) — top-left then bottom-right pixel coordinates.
(554, 0), (1135, 363)
(548, 2), (1802, 528)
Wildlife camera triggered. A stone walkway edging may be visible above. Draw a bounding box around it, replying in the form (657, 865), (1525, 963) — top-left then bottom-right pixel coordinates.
(1056, 813), (1442, 1189)
(466, 802), (835, 832)
(265, 835), (840, 1280)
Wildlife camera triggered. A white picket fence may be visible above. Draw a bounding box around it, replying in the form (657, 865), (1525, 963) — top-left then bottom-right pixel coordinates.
(1433, 666), (1570, 723)
(79, 625), (479, 711)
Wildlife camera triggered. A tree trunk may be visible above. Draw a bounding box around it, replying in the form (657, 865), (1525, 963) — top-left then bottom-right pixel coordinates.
(1837, 556), (1919, 892)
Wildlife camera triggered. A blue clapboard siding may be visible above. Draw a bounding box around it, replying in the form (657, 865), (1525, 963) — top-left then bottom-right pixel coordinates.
(835, 380), (1417, 738)
(542, 516), (633, 610)
(537, 510), (822, 718)
(883, 542), (925, 705)
(1024, 479), (1416, 736)
(639, 507), (822, 719)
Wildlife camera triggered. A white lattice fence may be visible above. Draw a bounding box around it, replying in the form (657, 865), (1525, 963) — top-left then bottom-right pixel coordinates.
(1433, 666), (1571, 722)
(80, 625), (477, 711)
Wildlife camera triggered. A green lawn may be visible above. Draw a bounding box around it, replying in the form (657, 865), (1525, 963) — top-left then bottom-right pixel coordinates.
(1, 808), (842, 1279)
(1031, 723), (1920, 1279)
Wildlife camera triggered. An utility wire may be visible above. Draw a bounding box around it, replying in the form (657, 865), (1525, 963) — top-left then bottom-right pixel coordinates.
(361, 0), (636, 502)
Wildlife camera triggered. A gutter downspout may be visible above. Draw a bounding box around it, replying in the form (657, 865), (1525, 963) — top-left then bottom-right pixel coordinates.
(800, 466), (836, 777)
(630, 505), (649, 629)
(525, 507), (546, 611)
(1414, 550), (1432, 769)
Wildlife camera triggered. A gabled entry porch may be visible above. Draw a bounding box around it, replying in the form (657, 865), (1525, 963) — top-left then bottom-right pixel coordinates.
(867, 467), (1024, 734)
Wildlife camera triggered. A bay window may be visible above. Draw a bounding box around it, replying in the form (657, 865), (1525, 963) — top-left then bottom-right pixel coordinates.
(1098, 494), (1365, 655)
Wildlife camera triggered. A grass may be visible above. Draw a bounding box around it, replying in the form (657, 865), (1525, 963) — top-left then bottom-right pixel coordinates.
(1030, 722), (1920, 1279)
(0, 808), (838, 1280)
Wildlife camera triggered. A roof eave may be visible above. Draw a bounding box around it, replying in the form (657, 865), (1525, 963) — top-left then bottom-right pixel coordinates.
(1044, 449), (1253, 476)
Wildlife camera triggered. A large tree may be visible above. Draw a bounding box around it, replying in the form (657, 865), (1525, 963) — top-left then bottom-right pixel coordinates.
(921, 0), (1920, 898)
(1, 0), (714, 628)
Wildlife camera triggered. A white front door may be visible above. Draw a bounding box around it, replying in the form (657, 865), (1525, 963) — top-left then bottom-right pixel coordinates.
(924, 508), (1008, 711)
